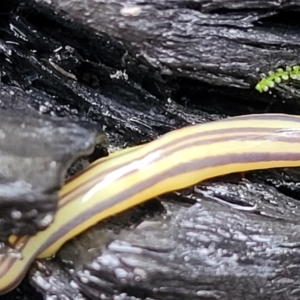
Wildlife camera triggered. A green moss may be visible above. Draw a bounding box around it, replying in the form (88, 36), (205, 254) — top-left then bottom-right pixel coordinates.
(256, 65), (300, 93)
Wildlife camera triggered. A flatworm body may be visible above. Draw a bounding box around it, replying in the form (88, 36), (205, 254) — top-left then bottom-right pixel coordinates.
(256, 65), (300, 93)
(4, 113), (300, 293)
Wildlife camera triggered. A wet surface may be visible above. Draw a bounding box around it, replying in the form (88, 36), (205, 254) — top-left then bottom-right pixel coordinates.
(0, 108), (106, 242)
(2, 0), (300, 299)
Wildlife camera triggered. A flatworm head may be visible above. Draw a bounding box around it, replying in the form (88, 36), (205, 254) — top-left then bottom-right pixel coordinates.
(256, 65), (300, 93)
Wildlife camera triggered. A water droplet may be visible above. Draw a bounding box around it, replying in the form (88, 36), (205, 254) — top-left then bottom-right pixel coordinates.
(114, 268), (128, 279)
(11, 210), (22, 220)
(38, 214), (53, 227)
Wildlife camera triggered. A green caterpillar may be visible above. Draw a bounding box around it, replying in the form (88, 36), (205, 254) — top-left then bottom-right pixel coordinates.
(256, 65), (300, 93)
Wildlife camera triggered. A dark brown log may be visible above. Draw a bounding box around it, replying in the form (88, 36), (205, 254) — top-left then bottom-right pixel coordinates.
(35, 0), (300, 96)
(30, 184), (300, 300)
(2, 1), (300, 300)
(0, 103), (106, 242)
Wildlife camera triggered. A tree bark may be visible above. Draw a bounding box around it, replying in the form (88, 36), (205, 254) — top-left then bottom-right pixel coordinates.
(2, 1), (300, 299)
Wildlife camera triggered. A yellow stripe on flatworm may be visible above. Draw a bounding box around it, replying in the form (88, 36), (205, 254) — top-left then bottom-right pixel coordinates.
(2, 113), (300, 294)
